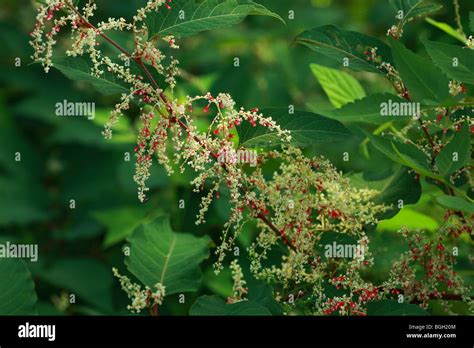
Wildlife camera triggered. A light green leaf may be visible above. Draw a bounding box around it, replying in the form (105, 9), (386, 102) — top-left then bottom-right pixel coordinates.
(377, 207), (439, 231)
(125, 217), (210, 295)
(190, 295), (271, 315)
(390, 0), (442, 26)
(310, 63), (366, 108)
(0, 258), (37, 315)
(295, 25), (393, 74)
(318, 93), (411, 124)
(423, 40), (474, 85)
(435, 123), (470, 178)
(425, 18), (466, 44)
(390, 38), (451, 105)
(145, 0), (283, 40)
(367, 299), (429, 315)
(436, 195), (474, 213)
(237, 108), (353, 148)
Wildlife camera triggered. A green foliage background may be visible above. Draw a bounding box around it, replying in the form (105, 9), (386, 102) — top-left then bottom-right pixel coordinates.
(0, 0), (472, 315)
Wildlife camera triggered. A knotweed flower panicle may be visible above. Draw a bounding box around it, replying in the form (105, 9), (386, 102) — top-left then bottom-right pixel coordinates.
(383, 228), (472, 313)
(386, 25), (403, 40)
(227, 260), (248, 304)
(448, 80), (465, 96)
(112, 268), (165, 314)
(30, 0), (68, 73)
(133, 0), (170, 24)
(321, 273), (380, 316)
(467, 35), (474, 49)
(243, 147), (387, 314)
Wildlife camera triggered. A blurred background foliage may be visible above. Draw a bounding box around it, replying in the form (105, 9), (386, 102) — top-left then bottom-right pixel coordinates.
(0, 0), (472, 315)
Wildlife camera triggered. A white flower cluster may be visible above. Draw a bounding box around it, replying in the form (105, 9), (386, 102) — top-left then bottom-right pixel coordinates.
(227, 260), (248, 304)
(113, 268), (165, 314)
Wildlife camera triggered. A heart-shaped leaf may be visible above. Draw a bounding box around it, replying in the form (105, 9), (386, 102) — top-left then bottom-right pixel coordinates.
(125, 217), (210, 295)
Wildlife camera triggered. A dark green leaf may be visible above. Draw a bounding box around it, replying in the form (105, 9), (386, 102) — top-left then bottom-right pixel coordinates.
(390, 0), (442, 25)
(295, 25), (393, 74)
(470, 12), (474, 32)
(52, 57), (167, 95)
(125, 217), (210, 295)
(423, 40), (474, 84)
(367, 299), (429, 315)
(247, 284), (283, 315)
(435, 123), (470, 178)
(436, 195), (474, 213)
(145, 0), (283, 40)
(390, 38), (450, 105)
(366, 132), (439, 180)
(237, 108), (353, 148)
(374, 167), (422, 219)
(0, 258), (37, 315)
(35, 258), (114, 312)
(92, 206), (163, 248)
(318, 93), (411, 124)
(189, 295), (271, 315)
(52, 57), (129, 95)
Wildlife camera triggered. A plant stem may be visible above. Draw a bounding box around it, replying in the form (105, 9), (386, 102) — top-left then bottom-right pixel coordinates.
(62, 2), (297, 251)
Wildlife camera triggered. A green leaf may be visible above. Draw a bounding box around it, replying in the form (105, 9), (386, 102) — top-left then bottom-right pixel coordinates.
(189, 295), (271, 315)
(52, 57), (129, 96)
(0, 258), (37, 315)
(125, 217), (210, 295)
(470, 12), (474, 33)
(366, 132), (438, 180)
(145, 0), (283, 40)
(237, 108), (353, 148)
(34, 258), (114, 312)
(436, 195), (474, 213)
(92, 206), (163, 248)
(247, 284), (283, 315)
(367, 300), (429, 315)
(423, 40), (474, 85)
(0, 125), (51, 226)
(377, 208), (439, 231)
(425, 18), (466, 44)
(390, 0), (442, 25)
(295, 25), (393, 74)
(435, 124), (470, 178)
(52, 57), (168, 95)
(318, 93), (411, 124)
(310, 64), (366, 108)
(390, 38), (450, 105)
(374, 167), (422, 219)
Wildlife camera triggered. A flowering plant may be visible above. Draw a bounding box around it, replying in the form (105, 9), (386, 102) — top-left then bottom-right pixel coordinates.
(22, 0), (473, 317)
